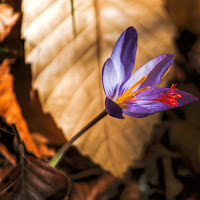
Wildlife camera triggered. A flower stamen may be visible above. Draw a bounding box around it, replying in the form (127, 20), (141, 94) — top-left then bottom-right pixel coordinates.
(115, 76), (149, 106)
(123, 76), (147, 96)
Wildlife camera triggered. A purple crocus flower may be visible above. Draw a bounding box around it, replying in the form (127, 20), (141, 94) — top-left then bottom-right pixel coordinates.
(102, 27), (198, 119)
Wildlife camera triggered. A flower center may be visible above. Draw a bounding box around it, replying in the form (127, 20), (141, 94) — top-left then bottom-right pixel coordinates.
(115, 76), (149, 107)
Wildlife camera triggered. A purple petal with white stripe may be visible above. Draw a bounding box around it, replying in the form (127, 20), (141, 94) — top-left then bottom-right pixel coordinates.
(102, 58), (118, 99)
(120, 54), (174, 95)
(111, 26), (138, 85)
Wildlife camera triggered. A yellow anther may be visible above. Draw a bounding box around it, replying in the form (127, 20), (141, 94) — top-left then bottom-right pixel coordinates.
(116, 86), (150, 105)
(161, 66), (171, 80)
(123, 76), (147, 96)
(115, 76), (149, 105)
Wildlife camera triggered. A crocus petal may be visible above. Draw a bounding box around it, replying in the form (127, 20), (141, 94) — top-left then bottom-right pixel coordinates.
(102, 58), (119, 98)
(105, 97), (124, 119)
(122, 88), (198, 118)
(123, 106), (152, 118)
(111, 26), (138, 85)
(121, 54), (175, 94)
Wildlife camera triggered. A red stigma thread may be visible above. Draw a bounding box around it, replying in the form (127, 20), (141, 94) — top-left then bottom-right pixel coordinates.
(117, 83), (182, 110)
(151, 83), (181, 108)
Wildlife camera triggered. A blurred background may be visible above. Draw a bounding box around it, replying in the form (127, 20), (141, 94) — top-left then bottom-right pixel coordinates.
(0, 0), (200, 199)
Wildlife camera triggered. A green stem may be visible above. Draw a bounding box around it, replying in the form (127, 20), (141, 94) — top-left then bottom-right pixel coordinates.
(49, 109), (107, 167)
(70, 0), (76, 35)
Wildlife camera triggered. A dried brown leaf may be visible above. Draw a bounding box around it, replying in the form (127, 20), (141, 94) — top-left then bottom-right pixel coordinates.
(120, 181), (139, 200)
(162, 157), (183, 200)
(0, 4), (19, 42)
(22, 0), (175, 176)
(32, 132), (56, 157)
(166, 0), (200, 35)
(71, 174), (120, 200)
(0, 59), (41, 158)
(0, 167), (14, 183)
(0, 155), (70, 200)
(169, 121), (200, 174)
(37, 144), (55, 157)
(0, 143), (16, 165)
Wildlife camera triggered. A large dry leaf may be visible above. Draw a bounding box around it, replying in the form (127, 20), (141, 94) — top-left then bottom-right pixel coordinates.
(21, 0), (175, 177)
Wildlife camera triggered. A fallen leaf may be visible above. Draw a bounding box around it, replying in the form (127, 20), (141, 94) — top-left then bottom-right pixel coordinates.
(0, 167), (14, 183)
(165, 0), (200, 35)
(0, 116), (16, 165)
(0, 155), (70, 200)
(162, 157), (183, 200)
(120, 181), (139, 200)
(21, 0), (175, 176)
(0, 143), (16, 165)
(32, 132), (56, 157)
(71, 173), (120, 200)
(37, 144), (55, 158)
(0, 123), (70, 200)
(139, 159), (166, 199)
(0, 59), (41, 157)
(0, 4), (19, 42)
(169, 121), (200, 174)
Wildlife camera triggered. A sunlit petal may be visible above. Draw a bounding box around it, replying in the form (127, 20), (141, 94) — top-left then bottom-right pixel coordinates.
(121, 54), (175, 94)
(102, 58), (119, 98)
(111, 26), (138, 85)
